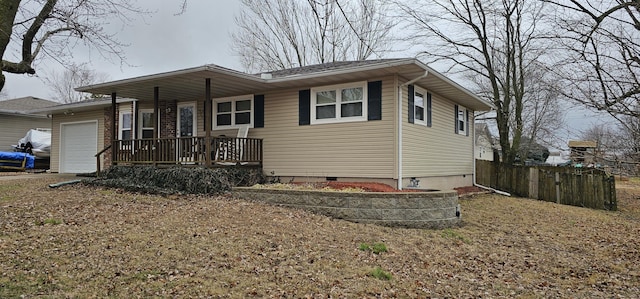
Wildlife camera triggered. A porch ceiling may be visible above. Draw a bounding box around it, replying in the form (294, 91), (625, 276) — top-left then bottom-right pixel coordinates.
(76, 65), (271, 101)
(76, 59), (493, 111)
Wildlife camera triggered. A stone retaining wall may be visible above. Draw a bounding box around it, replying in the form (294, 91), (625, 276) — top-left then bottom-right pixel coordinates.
(231, 188), (461, 229)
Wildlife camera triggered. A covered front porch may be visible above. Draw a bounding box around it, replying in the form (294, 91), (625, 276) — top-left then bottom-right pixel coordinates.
(81, 65), (272, 172)
(109, 135), (262, 167)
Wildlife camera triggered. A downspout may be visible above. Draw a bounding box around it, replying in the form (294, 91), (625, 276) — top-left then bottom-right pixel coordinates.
(110, 92), (117, 165)
(398, 71), (429, 190)
(473, 116), (511, 196)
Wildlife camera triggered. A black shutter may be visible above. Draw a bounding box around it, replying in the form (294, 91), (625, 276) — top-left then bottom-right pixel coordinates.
(299, 89), (310, 126)
(408, 84), (415, 124)
(367, 81), (382, 120)
(454, 104), (459, 133)
(466, 109), (470, 136)
(254, 94), (264, 128)
(427, 92), (432, 127)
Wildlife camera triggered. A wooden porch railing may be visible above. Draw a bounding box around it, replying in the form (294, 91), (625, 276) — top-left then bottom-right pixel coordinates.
(95, 144), (112, 175)
(112, 136), (262, 167)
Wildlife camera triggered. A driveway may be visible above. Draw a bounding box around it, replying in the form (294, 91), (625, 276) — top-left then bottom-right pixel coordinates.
(0, 172), (78, 181)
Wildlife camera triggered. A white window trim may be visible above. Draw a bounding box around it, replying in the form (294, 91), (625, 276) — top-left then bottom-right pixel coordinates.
(457, 105), (467, 135)
(118, 111), (133, 140)
(212, 94), (254, 130)
(139, 109), (155, 138)
(310, 81), (368, 125)
(413, 88), (427, 126)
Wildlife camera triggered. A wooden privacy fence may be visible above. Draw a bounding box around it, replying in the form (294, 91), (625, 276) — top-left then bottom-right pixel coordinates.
(476, 160), (617, 211)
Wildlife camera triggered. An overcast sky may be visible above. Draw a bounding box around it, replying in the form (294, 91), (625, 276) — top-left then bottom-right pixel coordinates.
(3, 0), (243, 100)
(1, 0), (614, 144)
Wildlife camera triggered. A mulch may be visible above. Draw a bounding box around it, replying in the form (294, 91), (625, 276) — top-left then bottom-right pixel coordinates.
(294, 181), (488, 195)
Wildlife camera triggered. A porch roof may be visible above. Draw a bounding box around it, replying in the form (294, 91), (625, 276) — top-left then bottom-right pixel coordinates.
(76, 58), (493, 111)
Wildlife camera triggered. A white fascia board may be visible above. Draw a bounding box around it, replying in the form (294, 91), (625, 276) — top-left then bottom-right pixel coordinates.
(0, 110), (49, 118)
(28, 98), (137, 114)
(412, 60), (494, 110)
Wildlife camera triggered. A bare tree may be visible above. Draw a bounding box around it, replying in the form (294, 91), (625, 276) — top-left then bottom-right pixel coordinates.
(231, 0), (395, 72)
(397, 0), (551, 164)
(544, 0), (640, 119)
(0, 87), (8, 100)
(517, 63), (566, 160)
(43, 64), (109, 103)
(581, 123), (618, 158)
(582, 118), (640, 174)
(0, 0), (149, 93)
(614, 109), (640, 163)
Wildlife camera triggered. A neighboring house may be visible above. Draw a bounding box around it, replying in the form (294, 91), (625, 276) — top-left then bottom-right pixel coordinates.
(568, 140), (598, 165)
(475, 123), (495, 161)
(0, 97), (56, 151)
(34, 59), (493, 190)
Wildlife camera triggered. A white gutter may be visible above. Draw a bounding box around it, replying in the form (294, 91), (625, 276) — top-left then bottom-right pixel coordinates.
(397, 71), (429, 190)
(412, 60), (494, 110)
(0, 110), (49, 118)
(28, 98), (137, 115)
(472, 117), (511, 196)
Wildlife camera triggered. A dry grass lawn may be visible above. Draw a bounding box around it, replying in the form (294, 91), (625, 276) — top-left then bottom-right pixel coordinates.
(0, 176), (639, 298)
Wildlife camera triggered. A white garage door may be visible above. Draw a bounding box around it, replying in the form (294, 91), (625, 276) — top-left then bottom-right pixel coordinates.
(60, 121), (98, 173)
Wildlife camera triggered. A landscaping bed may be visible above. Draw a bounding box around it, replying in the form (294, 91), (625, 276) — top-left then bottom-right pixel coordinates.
(259, 181), (487, 196)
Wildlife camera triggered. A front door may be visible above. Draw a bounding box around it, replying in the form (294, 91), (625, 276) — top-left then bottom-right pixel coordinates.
(176, 102), (197, 162)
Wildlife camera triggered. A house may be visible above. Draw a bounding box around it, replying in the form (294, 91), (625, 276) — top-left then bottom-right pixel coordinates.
(568, 140), (598, 165)
(475, 123), (495, 161)
(34, 59), (493, 190)
(0, 97), (56, 152)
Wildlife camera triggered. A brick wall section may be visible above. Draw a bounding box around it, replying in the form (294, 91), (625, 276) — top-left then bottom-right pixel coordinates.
(160, 100), (177, 138)
(103, 107), (113, 168)
(231, 188), (461, 229)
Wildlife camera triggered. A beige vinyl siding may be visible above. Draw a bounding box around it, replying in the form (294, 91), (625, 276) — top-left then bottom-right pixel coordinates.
(402, 84), (474, 177)
(0, 115), (50, 151)
(51, 110), (104, 173)
(248, 77), (396, 178)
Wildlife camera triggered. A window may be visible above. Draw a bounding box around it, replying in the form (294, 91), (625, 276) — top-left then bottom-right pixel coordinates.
(311, 82), (367, 124)
(119, 111), (132, 140)
(140, 110), (155, 138)
(408, 86), (431, 127)
(456, 105), (468, 135)
(458, 108), (465, 133)
(213, 95), (253, 129)
(415, 92), (425, 124)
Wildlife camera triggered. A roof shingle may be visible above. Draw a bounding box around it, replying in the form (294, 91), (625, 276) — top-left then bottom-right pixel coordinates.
(0, 97), (57, 113)
(262, 59), (410, 78)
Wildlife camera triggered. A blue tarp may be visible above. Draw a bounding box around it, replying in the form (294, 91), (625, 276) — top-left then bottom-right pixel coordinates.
(0, 152), (35, 169)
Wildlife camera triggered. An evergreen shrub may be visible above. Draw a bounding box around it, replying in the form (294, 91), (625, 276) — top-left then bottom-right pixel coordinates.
(87, 165), (264, 195)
